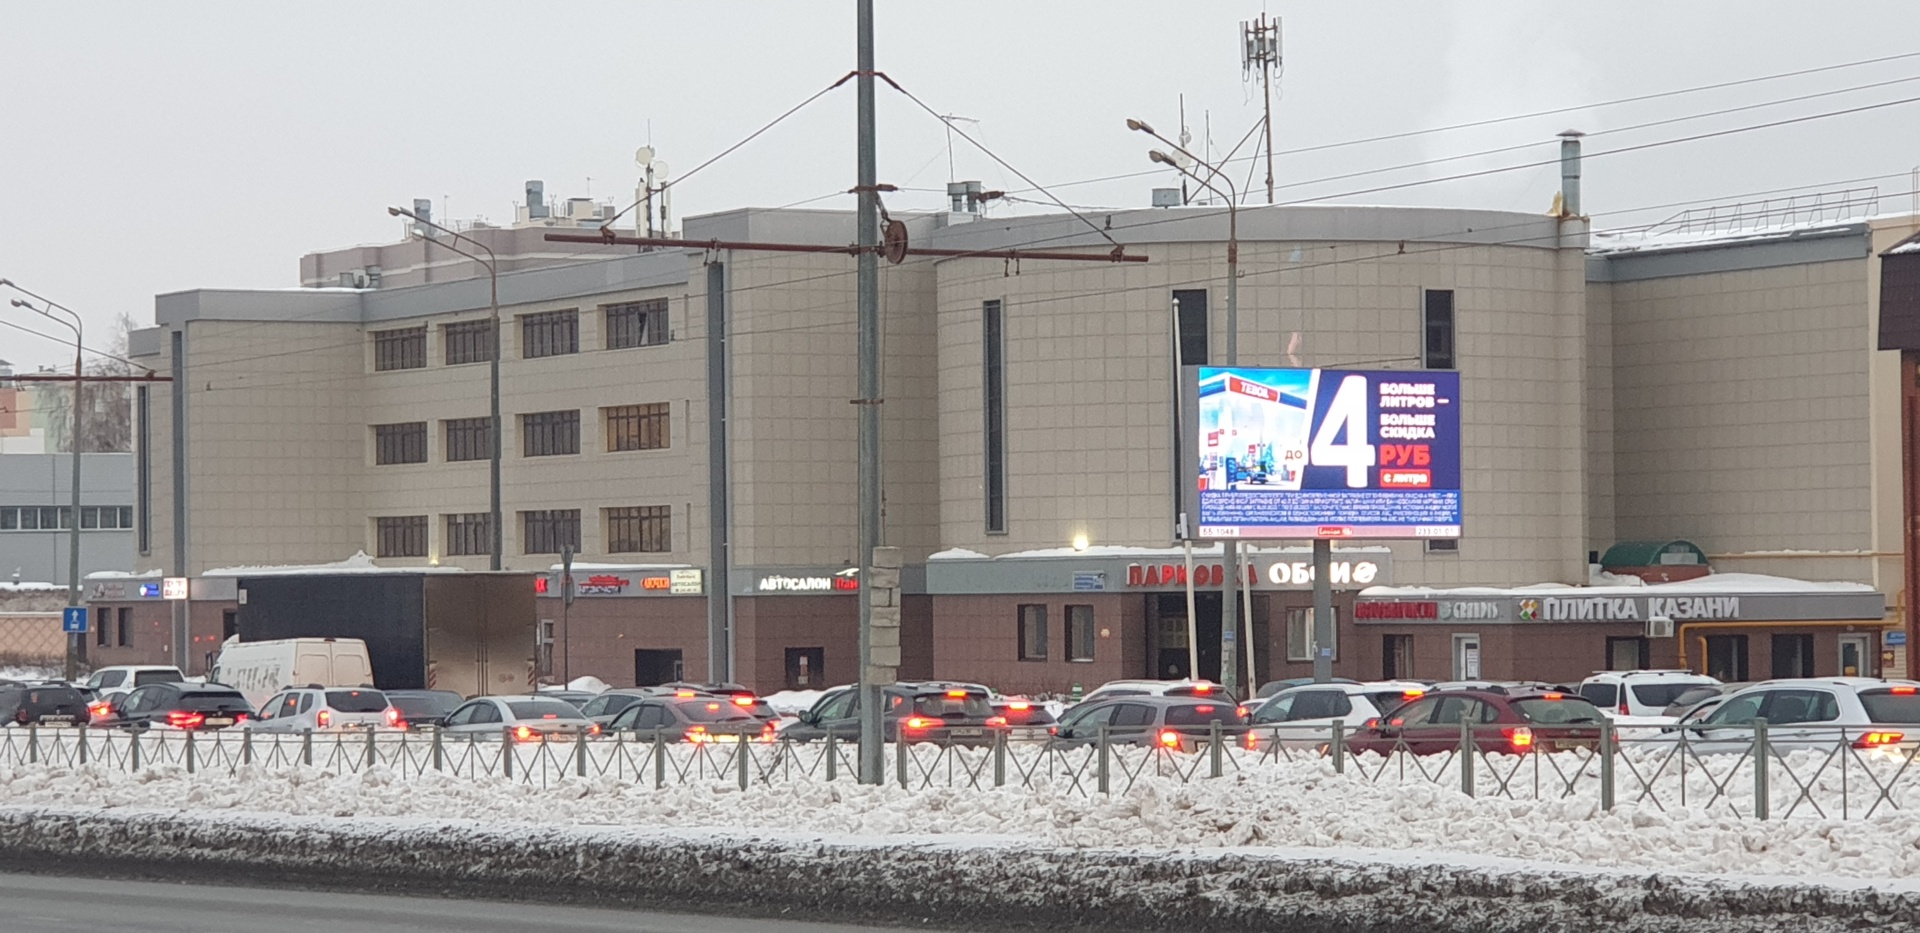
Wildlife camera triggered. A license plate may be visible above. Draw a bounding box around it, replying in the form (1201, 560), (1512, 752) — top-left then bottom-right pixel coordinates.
(38, 721), (73, 728)
(203, 717), (234, 727)
(949, 728), (984, 737)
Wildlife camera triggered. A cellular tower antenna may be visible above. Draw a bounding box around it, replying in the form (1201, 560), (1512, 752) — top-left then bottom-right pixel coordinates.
(1241, 12), (1282, 203)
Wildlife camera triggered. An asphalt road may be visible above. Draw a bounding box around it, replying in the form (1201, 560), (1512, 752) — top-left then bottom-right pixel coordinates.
(0, 873), (952, 933)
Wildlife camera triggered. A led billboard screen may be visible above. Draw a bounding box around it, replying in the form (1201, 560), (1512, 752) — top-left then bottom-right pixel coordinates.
(1190, 367), (1462, 539)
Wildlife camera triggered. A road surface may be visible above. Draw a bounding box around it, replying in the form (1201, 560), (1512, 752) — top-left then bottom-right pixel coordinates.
(0, 872), (952, 933)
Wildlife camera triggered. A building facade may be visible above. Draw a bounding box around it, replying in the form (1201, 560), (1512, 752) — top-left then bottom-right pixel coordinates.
(0, 453), (135, 587)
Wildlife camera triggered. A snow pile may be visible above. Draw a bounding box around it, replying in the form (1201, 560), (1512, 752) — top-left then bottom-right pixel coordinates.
(0, 666), (61, 682)
(5, 752), (1920, 882)
(761, 689), (830, 714)
(203, 550), (463, 577)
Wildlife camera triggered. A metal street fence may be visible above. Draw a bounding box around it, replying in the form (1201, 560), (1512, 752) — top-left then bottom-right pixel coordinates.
(2, 720), (1917, 820)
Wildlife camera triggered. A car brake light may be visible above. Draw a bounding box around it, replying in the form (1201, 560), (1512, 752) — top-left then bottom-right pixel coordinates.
(234, 713), (248, 723)
(687, 725), (710, 743)
(706, 702), (722, 712)
(1854, 731), (1905, 749)
(316, 709), (331, 728)
(515, 725), (534, 742)
(675, 690), (696, 697)
(946, 690), (967, 698)
(1192, 684), (1212, 693)
(385, 708), (401, 727)
(986, 715), (1008, 728)
(1543, 693), (1563, 700)
(1892, 686), (1918, 696)
(1505, 726), (1534, 752)
(588, 724), (602, 736)
(1363, 717), (1379, 730)
(167, 711), (205, 729)
(1047, 725), (1058, 735)
(1403, 690), (1424, 699)
(1008, 701), (1031, 711)
(904, 716), (936, 730)
(731, 696), (755, 707)
(1241, 732), (1259, 750)
(13, 709), (25, 724)
(1158, 729), (1182, 748)
(759, 723), (776, 742)
(88, 702), (110, 717)
(1195, 705), (1215, 714)
(1236, 706), (1249, 718)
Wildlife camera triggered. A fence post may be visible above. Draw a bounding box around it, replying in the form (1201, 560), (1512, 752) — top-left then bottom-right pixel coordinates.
(184, 729), (195, 774)
(576, 733), (589, 778)
(502, 729), (514, 780)
(77, 726), (88, 766)
(27, 725), (37, 765)
(240, 728), (252, 767)
(736, 736), (750, 791)
(1459, 718), (1474, 797)
(1331, 721), (1346, 775)
(895, 723), (909, 789)
(131, 729), (141, 771)
(1208, 721), (1223, 779)
(992, 729), (1007, 788)
(1753, 718), (1770, 821)
(365, 726), (378, 771)
(1599, 719), (1616, 811)
(825, 733), (837, 782)
(301, 729), (313, 767)
(1096, 724), (1111, 795)
(431, 728), (444, 772)
(653, 728), (666, 789)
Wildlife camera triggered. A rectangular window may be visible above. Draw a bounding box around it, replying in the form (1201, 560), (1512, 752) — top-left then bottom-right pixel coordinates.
(446, 513), (492, 557)
(120, 506), (133, 529)
(1286, 607), (1340, 662)
(81, 506), (101, 530)
(372, 326), (427, 371)
(605, 299), (669, 349)
(605, 403), (670, 452)
(1423, 289), (1455, 369)
(1065, 605), (1095, 662)
(443, 319), (496, 366)
(520, 309), (580, 359)
(373, 422), (428, 465)
(1772, 633), (1815, 679)
(375, 515), (428, 558)
(136, 385), (150, 554)
(1017, 604), (1048, 661)
(1606, 636), (1650, 671)
(605, 505), (671, 553)
(983, 300), (1007, 534)
(1382, 634), (1414, 680)
(1426, 538), (1459, 553)
(445, 417), (492, 462)
(520, 509), (582, 555)
(1173, 289), (1209, 366)
(521, 410), (580, 457)
(95, 609), (109, 647)
(0, 507), (14, 530)
(116, 607), (131, 647)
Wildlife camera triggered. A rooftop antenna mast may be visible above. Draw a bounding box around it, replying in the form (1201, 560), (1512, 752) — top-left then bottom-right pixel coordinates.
(1242, 12), (1282, 203)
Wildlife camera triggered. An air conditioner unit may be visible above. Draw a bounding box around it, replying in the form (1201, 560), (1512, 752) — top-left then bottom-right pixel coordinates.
(1646, 616), (1675, 639)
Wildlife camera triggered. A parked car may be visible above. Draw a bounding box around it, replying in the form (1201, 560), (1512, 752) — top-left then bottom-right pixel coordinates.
(1246, 680), (1431, 749)
(245, 686), (398, 733)
(1047, 696), (1249, 753)
(991, 697), (1056, 729)
(605, 695), (775, 744)
(1254, 676), (1363, 698)
(1577, 670), (1721, 721)
(207, 636), (376, 710)
(1661, 682), (1751, 717)
(97, 683), (254, 731)
(1673, 678), (1920, 753)
(1344, 686), (1607, 757)
(0, 682), (90, 728)
(784, 682), (997, 745)
(383, 689), (466, 730)
(439, 695), (597, 742)
(533, 689), (601, 709)
(1080, 679), (1238, 705)
(84, 665), (185, 699)
(656, 682), (779, 721)
(579, 689), (660, 727)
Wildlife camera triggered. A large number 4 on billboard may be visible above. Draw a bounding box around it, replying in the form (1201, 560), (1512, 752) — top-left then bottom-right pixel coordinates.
(1308, 373), (1375, 488)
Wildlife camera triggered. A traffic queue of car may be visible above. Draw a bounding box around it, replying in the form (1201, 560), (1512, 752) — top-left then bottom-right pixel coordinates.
(8, 664), (1919, 758)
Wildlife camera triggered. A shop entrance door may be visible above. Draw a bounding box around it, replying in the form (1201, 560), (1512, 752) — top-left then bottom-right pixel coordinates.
(633, 649), (684, 686)
(1705, 635), (1749, 682)
(1151, 593), (1221, 681)
(1772, 634), (1814, 679)
(1838, 634), (1873, 677)
(1451, 634), (1481, 680)
(785, 647), (825, 689)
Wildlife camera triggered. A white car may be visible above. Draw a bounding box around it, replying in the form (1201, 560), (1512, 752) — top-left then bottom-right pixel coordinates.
(245, 686), (399, 733)
(1674, 678), (1920, 754)
(84, 665), (186, 699)
(1577, 670), (1720, 725)
(1246, 680), (1432, 748)
(1080, 679), (1236, 705)
(440, 695), (598, 742)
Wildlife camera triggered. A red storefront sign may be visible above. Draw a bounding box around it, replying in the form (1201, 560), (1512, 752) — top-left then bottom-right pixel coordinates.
(1353, 602), (1438, 620)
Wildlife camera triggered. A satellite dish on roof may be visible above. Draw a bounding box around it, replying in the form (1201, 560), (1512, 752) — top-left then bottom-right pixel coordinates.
(635, 146), (656, 168)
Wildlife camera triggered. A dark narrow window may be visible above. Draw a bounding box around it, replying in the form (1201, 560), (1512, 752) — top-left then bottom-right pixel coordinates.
(445, 417), (492, 462)
(1606, 636), (1651, 671)
(445, 513), (492, 557)
(375, 515), (428, 557)
(522, 410), (580, 457)
(1066, 605), (1095, 662)
(373, 422), (428, 464)
(1771, 634), (1815, 679)
(521, 309), (580, 359)
(605, 403), (670, 451)
(983, 300), (1007, 534)
(95, 610), (110, 647)
(372, 326), (427, 371)
(1017, 604), (1048, 661)
(135, 385), (150, 554)
(444, 320), (496, 365)
(1426, 539), (1458, 553)
(1423, 289), (1455, 369)
(521, 509), (582, 554)
(116, 607), (131, 647)
(605, 299), (669, 349)
(1172, 289), (1209, 366)
(606, 505), (671, 553)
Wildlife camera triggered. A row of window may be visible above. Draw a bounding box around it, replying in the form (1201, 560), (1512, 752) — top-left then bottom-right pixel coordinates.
(372, 404), (670, 465)
(93, 606), (134, 648)
(371, 300), (669, 372)
(0, 506), (135, 531)
(1016, 605), (1098, 662)
(373, 506), (672, 557)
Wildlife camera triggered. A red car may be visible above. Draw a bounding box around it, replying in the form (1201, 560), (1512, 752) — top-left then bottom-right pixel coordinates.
(1344, 687), (1607, 757)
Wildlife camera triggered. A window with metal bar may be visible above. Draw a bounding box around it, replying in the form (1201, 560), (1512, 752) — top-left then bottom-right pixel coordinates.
(445, 513), (491, 557)
(445, 417), (491, 462)
(605, 403), (669, 452)
(983, 300), (1007, 534)
(375, 515), (428, 558)
(520, 509), (581, 554)
(521, 410), (579, 457)
(1017, 604), (1048, 661)
(1066, 605), (1095, 662)
(605, 505), (671, 553)
(373, 422), (428, 464)
(521, 309), (579, 359)
(372, 326), (426, 371)
(605, 299), (668, 349)
(443, 320), (495, 365)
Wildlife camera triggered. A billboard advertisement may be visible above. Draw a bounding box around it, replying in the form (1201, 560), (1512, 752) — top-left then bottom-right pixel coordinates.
(1188, 366), (1462, 539)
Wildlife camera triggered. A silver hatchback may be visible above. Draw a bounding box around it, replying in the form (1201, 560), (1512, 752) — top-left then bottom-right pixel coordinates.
(246, 687), (398, 733)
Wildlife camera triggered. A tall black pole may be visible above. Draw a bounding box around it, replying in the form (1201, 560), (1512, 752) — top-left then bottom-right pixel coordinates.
(854, 0), (884, 785)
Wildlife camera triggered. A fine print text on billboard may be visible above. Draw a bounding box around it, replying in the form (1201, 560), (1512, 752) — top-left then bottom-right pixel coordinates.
(1193, 367), (1462, 539)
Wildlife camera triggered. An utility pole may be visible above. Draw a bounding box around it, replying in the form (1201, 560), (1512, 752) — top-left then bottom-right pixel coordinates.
(1242, 14), (1282, 204)
(853, 0), (886, 785)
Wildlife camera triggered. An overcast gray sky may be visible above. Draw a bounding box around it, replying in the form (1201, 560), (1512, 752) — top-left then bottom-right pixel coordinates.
(4, 1), (1920, 371)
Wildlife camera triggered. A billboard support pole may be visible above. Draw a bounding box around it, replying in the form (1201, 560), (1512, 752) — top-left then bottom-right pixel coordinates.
(1242, 545), (1257, 691)
(1312, 539), (1334, 683)
(1182, 539), (1199, 678)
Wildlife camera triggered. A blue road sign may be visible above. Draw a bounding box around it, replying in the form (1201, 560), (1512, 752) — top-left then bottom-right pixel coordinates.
(61, 607), (87, 634)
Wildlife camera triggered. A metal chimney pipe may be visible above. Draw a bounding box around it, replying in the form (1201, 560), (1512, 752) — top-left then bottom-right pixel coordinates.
(1558, 130), (1585, 217)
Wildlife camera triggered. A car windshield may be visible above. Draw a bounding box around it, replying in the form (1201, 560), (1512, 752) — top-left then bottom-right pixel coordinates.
(325, 690), (388, 713)
(913, 694), (993, 717)
(1630, 683), (1713, 707)
(505, 699), (587, 720)
(1163, 703), (1248, 726)
(389, 694), (460, 717)
(675, 699), (759, 723)
(134, 670), (185, 686)
(1859, 691), (1920, 724)
(1512, 697), (1604, 724)
(25, 688), (83, 708)
(1664, 686), (1723, 710)
(1365, 691), (1424, 715)
(177, 692), (249, 712)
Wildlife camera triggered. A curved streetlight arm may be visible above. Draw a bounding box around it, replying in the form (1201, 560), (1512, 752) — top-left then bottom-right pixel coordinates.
(387, 207), (498, 272)
(1128, 119), (1239, 207)
(8, 297), (82, 343)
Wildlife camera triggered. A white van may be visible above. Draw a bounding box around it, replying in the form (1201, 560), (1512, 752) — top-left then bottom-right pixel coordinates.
(207, 636), (375, 709)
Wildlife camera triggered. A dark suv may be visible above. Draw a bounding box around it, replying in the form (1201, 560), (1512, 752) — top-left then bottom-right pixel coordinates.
(605, 695), (774, 744)
(99, 683), (255, 731)
(1344, 687), (1606, 757)
(0, 682), (90, 728)
(785, 682), (996, 745)
(1048, 696), (1250, 753)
